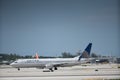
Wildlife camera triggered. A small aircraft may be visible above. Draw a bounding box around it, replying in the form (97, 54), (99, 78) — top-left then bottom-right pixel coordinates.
(10, 43), (92, 72)
(35, 53), (39, 59)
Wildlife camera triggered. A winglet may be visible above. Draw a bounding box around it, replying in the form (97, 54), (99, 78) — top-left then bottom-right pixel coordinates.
(78, 43), (92, 61)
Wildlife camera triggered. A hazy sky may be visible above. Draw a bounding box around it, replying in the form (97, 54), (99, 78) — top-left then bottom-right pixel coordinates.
(0, 0), (119, 57)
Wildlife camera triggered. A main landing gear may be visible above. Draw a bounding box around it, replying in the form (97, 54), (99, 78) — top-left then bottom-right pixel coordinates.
(49, 67), (57, 72)
(49, 68), (54, 72)
(54, 67), (57, 70)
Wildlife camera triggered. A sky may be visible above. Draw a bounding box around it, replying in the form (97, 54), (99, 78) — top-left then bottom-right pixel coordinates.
(0, 0), (120, 57)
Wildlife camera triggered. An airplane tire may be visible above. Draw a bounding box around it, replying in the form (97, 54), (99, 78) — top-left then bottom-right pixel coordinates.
(18, 68), (20, 71)
(49, 68), (54, 72)
(54, 67), (57, 70)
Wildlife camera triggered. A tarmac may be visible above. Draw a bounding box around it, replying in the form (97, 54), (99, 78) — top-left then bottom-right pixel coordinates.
(0, 63), (120, 80)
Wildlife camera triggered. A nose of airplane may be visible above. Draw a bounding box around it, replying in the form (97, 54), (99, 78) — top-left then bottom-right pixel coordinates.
(10, 63), (14, 66)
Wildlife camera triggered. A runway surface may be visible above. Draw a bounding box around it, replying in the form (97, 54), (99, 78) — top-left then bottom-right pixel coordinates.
(0, 64), (120, 80)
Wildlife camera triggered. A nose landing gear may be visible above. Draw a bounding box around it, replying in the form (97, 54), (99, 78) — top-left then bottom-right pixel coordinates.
(18, 68), (20, 71)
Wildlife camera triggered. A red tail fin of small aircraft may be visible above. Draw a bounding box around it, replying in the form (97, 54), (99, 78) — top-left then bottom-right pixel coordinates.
(35, 53), (39, 59)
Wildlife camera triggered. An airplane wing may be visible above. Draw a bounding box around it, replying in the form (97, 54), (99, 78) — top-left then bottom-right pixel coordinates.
(45, 61), (79, 69)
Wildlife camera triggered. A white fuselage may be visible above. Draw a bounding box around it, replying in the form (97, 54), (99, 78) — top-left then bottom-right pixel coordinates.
(10, 58), (89, 68)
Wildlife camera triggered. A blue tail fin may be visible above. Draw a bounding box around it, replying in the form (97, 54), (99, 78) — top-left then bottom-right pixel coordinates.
(78, 43), (92, 61)
(84, 43), (92, 56)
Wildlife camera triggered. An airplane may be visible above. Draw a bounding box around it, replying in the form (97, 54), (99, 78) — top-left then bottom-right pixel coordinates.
(10, 43), (92, 72)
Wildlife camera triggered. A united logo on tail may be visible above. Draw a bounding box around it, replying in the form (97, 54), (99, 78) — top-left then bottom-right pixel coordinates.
(78, 43), (92, 61)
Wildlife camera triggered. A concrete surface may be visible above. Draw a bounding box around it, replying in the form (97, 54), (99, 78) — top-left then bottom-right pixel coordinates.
(0, 64), (120, 80)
